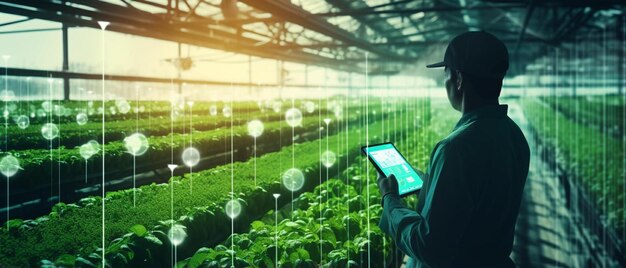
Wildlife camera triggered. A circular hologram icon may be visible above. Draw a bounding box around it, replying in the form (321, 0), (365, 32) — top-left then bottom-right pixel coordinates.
(225, 199), (242, 219)
(168, 224), (188, 246)
(76, 113), (88, 126)
(285, 108), (303, 127)
(15, 115), (29, 129)
(41, 123), (59, 140)
(124, 133), (149, 156)
(321, 150), (337, 168)
(0, 155), (20, 177)
(247, 119), (264, 138)
(282, 168), (305, 192)
(182, 147), (200, 167)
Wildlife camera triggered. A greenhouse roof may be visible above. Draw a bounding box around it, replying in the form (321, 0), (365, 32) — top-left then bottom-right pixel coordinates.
(0, 0), (624, 75)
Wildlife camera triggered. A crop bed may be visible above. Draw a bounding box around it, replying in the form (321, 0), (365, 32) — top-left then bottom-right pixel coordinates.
(0, 98), (440, 267)
(521, 98), (625, 236)
(541, 95), (625, 138)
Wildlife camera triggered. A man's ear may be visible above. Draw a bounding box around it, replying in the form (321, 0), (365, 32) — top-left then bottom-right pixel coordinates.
(456, 71), (463, 91)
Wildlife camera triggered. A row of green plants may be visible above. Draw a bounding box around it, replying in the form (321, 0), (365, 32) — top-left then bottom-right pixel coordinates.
(7, 113), (361, 189)
(541, 95), (625, 137)
(2, 98), (358, 150)
(2, 99), (376, 150)
(34, 98), (444, 267)
(176, 103), (454, 268)
(2, 98), (379, 127)
(0, 103), (421, 267)
(179, 178), (389, 268)
(1, 100), (266, 124)
(2, 109), (286, 150)
(521, 98), (625, 234)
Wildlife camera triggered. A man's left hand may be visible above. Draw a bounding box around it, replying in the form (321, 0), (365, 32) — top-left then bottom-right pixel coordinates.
(377, 172), (399, 200)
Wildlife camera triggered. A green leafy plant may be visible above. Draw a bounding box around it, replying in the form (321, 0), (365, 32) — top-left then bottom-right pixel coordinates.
(522, 98), (625, 234)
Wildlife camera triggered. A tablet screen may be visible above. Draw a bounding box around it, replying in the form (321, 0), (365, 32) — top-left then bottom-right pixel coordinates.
(364, 143), (423, 196)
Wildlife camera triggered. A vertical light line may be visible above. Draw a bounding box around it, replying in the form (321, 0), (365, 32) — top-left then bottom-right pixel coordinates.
(190, 101), (193, 195)
(134, 85), (138, 207)
(602, 27), (607, 266)
(230, 96), (234, 268)
(572, 36), (582, 250)
(325, 68), (329, 207)
(622, 18), (626, 245)
(292, 98), (295, 168)
(318, 94), (322, 266)
(98, 21), (109, 268)
(170, 79), (174, 267)
(554, 47), (559, 267)
(345, 72), (350, 262)
(291, 97), (294, 218)
(58, 82), (61, 204)
(48, 78), (52, 198)
(254, 136), (257, 187)
(3, 56), (8, 230)
(365, 52), (371, 267)
(3, 56), (8, 152)
(274, 194), (279, 267)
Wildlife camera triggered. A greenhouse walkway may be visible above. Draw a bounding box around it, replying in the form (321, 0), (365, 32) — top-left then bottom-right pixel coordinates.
(508, 102), (619, 268)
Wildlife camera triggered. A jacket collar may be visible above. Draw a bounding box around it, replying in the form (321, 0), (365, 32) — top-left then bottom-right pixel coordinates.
(455, 104), (508, 129)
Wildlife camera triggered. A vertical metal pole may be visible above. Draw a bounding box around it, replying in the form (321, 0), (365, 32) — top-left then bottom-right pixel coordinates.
(62, 22), (70, 100)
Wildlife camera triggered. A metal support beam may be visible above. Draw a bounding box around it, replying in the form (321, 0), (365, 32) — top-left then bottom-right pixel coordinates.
(0, 28), (61, 35)
(314, 3), (526, 17)
(239, 0), (411, 62)
(515, 0), (536, 54)
(0, 18), (31, 28)
(1, 67), (419, 89)
(325, 0), (413, 44)
(554, 8), (598, 44)
(0, 1), (364, 72)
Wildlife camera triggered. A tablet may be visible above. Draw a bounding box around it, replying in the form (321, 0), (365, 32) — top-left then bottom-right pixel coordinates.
(362, 142), (423, 197)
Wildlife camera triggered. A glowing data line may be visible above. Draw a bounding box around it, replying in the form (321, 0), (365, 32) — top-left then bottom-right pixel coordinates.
(254, 134), (257, 187)
(133, 85), (138, 207)
(169, 79), (175, 267)
(365, 52), (371, 267)
(48, 78), (52, 198)
(317, 96), (323, 266)
(167, 164), (177, 268)
(57, 81), (61, 205)
(602, 27), (607, 265)
(2, 55), (8, 230)
(291, 97), (295, 218)
(3, 55), (8, 152)
(4, 173), (8, 232)
(230, 97), (234, 268)
(97, 20), (109, 268)
(273, 193), (280, 267)
(189, 101), (194, 194)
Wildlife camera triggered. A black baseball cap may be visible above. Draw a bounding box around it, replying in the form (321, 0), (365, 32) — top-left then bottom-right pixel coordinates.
(426, 31), (509, 79)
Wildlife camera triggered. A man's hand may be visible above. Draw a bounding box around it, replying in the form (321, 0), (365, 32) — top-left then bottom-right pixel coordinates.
(377, 172), (399, 200)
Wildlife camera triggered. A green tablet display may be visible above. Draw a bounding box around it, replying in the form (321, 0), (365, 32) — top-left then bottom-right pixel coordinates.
(362, 143), (423, 197)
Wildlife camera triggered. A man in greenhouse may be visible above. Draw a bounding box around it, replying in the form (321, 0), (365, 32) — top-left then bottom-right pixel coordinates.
(377, 31), (530, 268)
